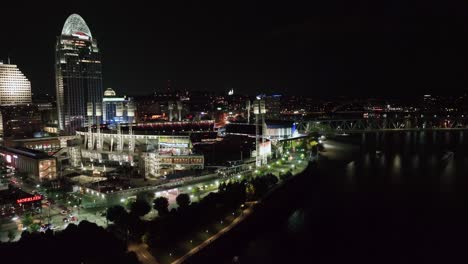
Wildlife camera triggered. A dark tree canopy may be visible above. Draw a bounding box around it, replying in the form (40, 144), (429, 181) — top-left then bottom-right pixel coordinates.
(130, 199), (151, 217)
(176, 193), (191, 208)
(107, 205), (128, 223)
(153, 197), (169, 216)
(0, 221), (139, 264)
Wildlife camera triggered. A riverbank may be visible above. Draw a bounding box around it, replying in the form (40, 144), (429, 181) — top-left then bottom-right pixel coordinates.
(184, 139), (359, 263)
(190, 131), (468, 264)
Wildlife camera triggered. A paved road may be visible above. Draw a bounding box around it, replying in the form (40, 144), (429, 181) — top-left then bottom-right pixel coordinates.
(171, 206), (254, 264)
(128, 242), (159, 264)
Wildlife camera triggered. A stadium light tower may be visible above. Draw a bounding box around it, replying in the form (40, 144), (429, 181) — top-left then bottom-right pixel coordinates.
(246, 100), (251, 124)
(254, 98), (266, 167)
(168, 101), (174, 121)
(177, 101), (183, 121)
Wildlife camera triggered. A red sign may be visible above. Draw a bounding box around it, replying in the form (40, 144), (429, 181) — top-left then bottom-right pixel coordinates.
(17, 195), (42, 204)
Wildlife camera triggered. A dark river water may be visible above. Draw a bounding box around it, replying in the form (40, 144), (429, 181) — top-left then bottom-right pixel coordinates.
(232, 131), (468, 264)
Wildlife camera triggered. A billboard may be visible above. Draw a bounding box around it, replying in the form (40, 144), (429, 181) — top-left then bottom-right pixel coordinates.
(116, 102), (123, 117)
(127, 101), (135, 117)
(87, 102), (93, 116)
(95, 103), (102, 116)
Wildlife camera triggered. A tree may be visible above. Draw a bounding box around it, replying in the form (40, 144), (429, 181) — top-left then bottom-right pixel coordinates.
(153, 197), (169, 216)
(246, 183), (255, 201)
(29, 223), (40, 232)
(7, 230), (16, 242)
(176, 193), (191, 208)
(22, 214), (33, 228)
(106, 205), (127, 223)
(129, 199), (151, 217)
(193, 187), (202, 201)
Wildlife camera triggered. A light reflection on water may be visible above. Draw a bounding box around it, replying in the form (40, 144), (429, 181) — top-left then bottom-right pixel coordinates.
(286, 131), (467, 234)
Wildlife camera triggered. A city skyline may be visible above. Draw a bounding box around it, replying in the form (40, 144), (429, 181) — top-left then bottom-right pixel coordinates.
(2, 1), (468, 98)
(2, 3), (468, 263)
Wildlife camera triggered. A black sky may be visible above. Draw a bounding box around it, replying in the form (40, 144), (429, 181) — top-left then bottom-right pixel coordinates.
(2, 0), (468, 97)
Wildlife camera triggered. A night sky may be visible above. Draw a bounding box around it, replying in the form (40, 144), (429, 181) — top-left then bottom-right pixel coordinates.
(2, 1), (468, 97)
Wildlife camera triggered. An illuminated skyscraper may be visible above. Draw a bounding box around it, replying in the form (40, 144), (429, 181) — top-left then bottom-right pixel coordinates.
(55, 14), (103, 134)
(0, 62), (32, 105)
(0, 62), (40, 138)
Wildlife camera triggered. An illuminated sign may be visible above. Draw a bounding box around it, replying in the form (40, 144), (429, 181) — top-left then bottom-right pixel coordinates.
(160, 143), (188, 148)
(17, 195), (42, 204)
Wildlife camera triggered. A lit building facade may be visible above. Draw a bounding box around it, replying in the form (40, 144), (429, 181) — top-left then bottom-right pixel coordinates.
(0, 146), (58, 182)
(0, 62), (36, 137)
(0, 105), (42, 138)
(264, 94), (282, 120)
(75, 121), (213, 178)
(0, 62), (32, 105)
(55, 14), (103, 134)
(102, 88), (133, 125)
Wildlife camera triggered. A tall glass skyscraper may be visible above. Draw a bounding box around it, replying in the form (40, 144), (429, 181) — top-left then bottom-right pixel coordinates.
(55, 14), (103, 134)
(0, 62), (38, 137)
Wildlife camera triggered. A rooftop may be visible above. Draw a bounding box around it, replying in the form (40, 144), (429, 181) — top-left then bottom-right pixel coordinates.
(0, 146), (52, 160)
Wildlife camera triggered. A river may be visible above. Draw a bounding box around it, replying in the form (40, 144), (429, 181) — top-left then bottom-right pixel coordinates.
(188, 130), (468, 264)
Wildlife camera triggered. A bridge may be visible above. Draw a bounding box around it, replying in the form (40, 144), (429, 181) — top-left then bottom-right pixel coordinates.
(296, 114), (468, 133)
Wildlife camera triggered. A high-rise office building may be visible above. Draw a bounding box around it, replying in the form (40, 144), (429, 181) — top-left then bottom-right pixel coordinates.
(0, 62), (32, 105)
(0, 62), (39, 138)
(55, 14), (103, 134)
(102, 88), (133, 125)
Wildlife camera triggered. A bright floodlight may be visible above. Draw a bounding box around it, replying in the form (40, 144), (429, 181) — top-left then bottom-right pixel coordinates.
(62, 14), (92, 38)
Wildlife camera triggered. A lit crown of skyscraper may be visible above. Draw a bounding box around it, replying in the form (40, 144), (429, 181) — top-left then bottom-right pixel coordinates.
(61, 14), (92, 38)
(104, 88), (117, 97)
